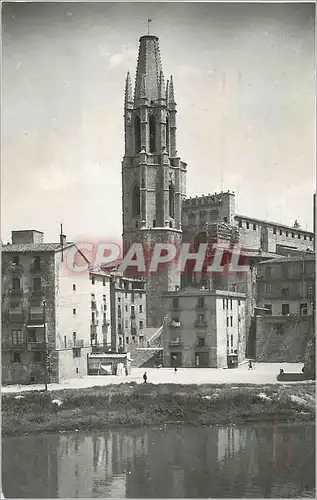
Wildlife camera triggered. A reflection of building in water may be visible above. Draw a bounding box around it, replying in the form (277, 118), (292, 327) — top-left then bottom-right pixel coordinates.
(57, 430), (149, 498)
(217, 425), (248, 462)
(2, 434), (59, 499)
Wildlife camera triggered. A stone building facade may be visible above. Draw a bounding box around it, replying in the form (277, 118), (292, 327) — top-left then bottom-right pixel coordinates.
(121, 34), (187, 328)
(2, 230), (112, 384)
(162, 288), (246, 368)
(109, 273), (147, 352)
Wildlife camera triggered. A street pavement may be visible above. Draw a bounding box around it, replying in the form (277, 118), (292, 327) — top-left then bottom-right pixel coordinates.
(1, 362), (311, 394)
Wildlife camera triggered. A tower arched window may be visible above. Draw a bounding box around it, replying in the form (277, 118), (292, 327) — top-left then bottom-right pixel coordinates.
(149, 115), (156, 153)
(166, 117), (170, 153)
(132, 184), (140, 217)
(169, 182), (175, 219)
(135, 116), (141, 154)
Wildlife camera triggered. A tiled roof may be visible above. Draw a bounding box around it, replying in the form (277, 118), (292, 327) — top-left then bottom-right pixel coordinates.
(235, 214), (314, 235)
(258, 254), (315, 265)
(1, 242), (74, 253)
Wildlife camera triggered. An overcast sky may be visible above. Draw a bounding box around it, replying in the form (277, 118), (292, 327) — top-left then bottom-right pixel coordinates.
(2, 1), (315, 243)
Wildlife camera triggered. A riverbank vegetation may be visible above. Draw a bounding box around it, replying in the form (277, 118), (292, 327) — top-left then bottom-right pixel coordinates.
(2, 382), (315, 437)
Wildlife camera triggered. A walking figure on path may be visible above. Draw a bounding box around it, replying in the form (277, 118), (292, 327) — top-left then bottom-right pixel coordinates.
(143, 372), (147, 383)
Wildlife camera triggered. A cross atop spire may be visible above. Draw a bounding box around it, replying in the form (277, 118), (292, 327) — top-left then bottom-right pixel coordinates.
(147, 19), (152, 35)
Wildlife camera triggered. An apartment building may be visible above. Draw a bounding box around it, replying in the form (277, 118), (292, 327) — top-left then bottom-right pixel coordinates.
(110, 273), (147, 352)
(162, 288), (246, 368)
(256, 254), (315, 316)
(1, 230), (112, 384)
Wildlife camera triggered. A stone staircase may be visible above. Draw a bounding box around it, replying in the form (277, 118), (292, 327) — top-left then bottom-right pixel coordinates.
(129, 325), (163, 367)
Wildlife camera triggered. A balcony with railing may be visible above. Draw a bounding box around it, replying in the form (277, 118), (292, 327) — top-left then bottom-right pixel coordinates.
(8, 262), (23, 274)
(27, 341), (46, 351)
(27, 313), (45, 326)
(9, 287), (23, 297)
(8, 310), (24, 323)
(67, 339), (84, 349)
(170, 320), (181, 328)
(169, 338), (183, 348)
(195, 319), (208, 328)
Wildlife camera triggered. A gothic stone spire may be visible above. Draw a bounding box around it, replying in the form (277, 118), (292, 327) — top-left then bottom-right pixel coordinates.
(124, 71), (133, 105)
(134, 35), (163, 103)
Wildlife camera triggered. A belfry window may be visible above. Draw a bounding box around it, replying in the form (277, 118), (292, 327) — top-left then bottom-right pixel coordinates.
(169, 182), (175, 218)
(166, 117), (170, 153)
(149, 115), (156, 153)
(132, 184), (140, 216)
(135, 116), (141, 154)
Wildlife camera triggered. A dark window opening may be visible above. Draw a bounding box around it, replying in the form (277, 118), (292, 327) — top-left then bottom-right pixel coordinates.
(135, 116), (141, 153)
(73, 348), (81, 358)
(253, 224), (257, 230)
(169, 183), (175, 218)
(282, 303), (290, 316)
(166, 117), (170, 152)
(223, 216), (228, 223)
(33, 256), (41, 270)
(13, 352), (21, 363)
(273, 228), (276, 235)
(246, 222), (250, 229)
(13, 255), (20, 265)
(153, 219), (156, 227)
(238, 220), (243, 228)
(132, 184), (141, 217)
(12, 277), (21, 290)
(197, 337), (205, 347)
(149, 115), (156, 153)
(264, 304), (272, 315)
(34, 352), (42, 363)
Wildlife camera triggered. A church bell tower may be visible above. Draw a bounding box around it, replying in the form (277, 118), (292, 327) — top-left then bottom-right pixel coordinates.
(122, 34), (187, 327)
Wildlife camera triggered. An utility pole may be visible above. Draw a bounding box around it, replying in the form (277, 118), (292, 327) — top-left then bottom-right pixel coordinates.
(43, 298), (48, 391)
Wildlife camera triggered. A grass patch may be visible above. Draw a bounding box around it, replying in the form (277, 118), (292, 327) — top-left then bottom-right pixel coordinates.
(2, 382), (315, 437)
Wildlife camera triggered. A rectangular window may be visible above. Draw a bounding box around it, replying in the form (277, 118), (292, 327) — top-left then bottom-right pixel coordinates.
(139, 320), (143, 329)
(73, 332), (76, 344)
(125, 292), (128, 298)
(131, 293), (135, 303)
(198, 297), (205, 309)
(253, 224), (256, 231)
(125, 305), (128, 312)
(91, 276), (95, 285)
(103, 313), (107, 324)
(273, 228), (276, 235)
(73, 308), (76, 315)
(139, 304), (143, 313)
(33, 277), (42, 291)
(238, 220), (243, 228)
(12, 277), (20, 290)
(246, 222), (250, 229)
(230, 316), (233, 327)
(264, 304), (272, 315)
(286, 231), (289, 237)
(126, 337), (129, 344)
(231, 334), (233, 347)
(280, 230), (283, 235)
(265, 267), (272, 278)
(12, 329), (23, 345)
(267, 284), (272, 294)
(13, 255), (20, 265)
(300, 303), (308, 315)
(73, 348), (81, 358)
(226, 317), (229, 327)
(281, 288), (289, 297)
(291, 233), (295, 238)
(282, 303), (290, 316)
(139, 293), (142, 299)
(73, 284), (76, 291)
(197, 337), (205, 347)
(34, 352), (42, 363)
(103, 295), (106, 301)
(222, 299), (225, 310)
(230, 299), (233, 310)
(223, 216), (228, 223)
(125, 320), (128, 328)
(64, 336), (67, 348)
(103, 277), (106, 286)
(131, 306), (135, 317)
(27, 329), (36, 343)
(13, 352), (21, 363)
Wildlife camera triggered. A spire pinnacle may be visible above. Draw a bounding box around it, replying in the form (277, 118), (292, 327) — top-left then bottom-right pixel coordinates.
(169, 75), (175, 105)
(159, 70), (165, 100)
(124, 71), (133, 104)
(134, 35), (163, 102)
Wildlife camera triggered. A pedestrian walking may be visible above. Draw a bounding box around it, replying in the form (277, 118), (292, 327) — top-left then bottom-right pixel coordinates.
(143, 372), (147, 383)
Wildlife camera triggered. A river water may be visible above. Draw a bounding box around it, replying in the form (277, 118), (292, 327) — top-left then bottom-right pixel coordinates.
(2, 422), (315, 498)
